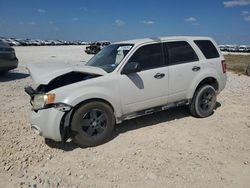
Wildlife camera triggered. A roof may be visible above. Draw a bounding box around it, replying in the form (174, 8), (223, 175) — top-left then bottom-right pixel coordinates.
(115, 36), (213, 45)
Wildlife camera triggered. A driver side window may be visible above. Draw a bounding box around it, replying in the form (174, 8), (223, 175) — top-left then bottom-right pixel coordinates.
(128, 43), (165, 71)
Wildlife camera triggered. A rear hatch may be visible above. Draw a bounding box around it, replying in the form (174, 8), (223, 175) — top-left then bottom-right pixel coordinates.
(0, 47), (17, 60)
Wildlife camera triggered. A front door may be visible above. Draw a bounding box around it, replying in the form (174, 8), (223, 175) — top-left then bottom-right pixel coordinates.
(119, 43), (169, 114)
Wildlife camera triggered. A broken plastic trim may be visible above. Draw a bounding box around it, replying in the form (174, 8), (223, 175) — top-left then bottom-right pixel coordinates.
(53, 103), (72, 112)
(31, 102), (72, 112)
(24, 87), (73, 112)
(24, 86), (36, 97)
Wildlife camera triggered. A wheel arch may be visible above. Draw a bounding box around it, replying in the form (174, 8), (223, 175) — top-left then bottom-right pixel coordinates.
(189, 76), (219, 100)
(60, 97), (119, 141)
(72, 98), (115, 114)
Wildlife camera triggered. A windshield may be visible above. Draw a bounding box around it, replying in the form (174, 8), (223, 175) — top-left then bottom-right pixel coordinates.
(87, 43), (133, 73)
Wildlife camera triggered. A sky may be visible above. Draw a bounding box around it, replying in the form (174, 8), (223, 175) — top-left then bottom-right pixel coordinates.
(0, 0), (250, 44)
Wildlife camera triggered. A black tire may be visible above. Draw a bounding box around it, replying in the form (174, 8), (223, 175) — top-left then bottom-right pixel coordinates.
(71, 101), (115, 147)
(189, 85), (217, 118)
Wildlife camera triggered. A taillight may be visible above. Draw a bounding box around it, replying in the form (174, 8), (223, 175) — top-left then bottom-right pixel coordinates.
(221, 60), (226, 73)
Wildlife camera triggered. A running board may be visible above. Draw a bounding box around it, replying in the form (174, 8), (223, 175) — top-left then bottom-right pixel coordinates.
(122, 99), (189, 121)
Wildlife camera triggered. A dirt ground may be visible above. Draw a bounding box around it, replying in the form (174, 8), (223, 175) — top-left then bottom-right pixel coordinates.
(0, 46), (250, 188)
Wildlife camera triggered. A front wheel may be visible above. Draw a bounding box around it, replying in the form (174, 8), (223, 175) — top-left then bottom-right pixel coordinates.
(189, 85), (217, 118)
(71, 101), (115, 147)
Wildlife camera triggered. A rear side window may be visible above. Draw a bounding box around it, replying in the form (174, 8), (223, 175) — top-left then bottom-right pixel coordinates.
(165, 41), (198, 65)
(128, 43), (165, 71)
(194, 40), (219, 59)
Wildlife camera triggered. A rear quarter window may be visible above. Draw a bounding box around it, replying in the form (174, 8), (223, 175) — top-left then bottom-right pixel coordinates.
(194, 40), (219, 59)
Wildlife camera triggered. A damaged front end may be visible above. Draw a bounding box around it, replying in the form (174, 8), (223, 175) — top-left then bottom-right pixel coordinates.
(25, 63), (106, 110)
(25, 79), (74, 141)
(24, 63), (106, 141)
(25, 71), (100, 110)
(25, 86), (73, 112)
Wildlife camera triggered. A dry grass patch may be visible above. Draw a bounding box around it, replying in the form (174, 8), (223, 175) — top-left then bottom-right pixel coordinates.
(224, 54), (250, 75)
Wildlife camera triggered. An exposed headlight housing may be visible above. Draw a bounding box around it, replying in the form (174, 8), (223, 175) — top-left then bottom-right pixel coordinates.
(33, 93), (55, 110)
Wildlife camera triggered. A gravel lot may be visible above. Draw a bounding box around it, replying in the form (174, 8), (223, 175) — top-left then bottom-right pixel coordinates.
(0, 46), (250, 188)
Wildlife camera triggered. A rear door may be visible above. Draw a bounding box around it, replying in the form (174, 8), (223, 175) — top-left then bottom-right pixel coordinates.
(164, 41), (201, 102)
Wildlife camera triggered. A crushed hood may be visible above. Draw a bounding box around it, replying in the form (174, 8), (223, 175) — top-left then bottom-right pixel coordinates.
(26, 62), (107, 85)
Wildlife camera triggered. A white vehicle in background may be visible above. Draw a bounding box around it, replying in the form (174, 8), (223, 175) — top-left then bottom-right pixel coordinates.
(227, 45), (239, 52)
(247, 46), (250, 53)
(219, 45), (226, 51)
(238, 45), (248, 53)
(80, 41), (88, 45)
(25, 36), (227, 147)
(224, 45), (230, 52)
(43, 40), (53, 46)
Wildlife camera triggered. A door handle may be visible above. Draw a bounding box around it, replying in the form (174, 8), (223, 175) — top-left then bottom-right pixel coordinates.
(154, 73), (165, 79)
(192, 66), (200, 71)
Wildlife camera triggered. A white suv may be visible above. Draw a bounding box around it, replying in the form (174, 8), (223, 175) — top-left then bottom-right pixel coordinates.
(25, 36), (227, 147)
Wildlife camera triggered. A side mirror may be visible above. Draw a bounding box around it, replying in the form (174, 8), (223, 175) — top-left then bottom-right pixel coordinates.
(121, 62), (141, 75)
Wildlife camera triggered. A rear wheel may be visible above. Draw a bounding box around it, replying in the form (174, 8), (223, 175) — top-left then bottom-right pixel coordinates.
(189, 85), (217, 118)
(71, 101), (115, 147)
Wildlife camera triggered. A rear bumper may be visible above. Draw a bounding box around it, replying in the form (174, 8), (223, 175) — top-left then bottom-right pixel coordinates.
(0, 58), (18, 71)
(30, 108), (65, 141)
(219, 73), (227, 93)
